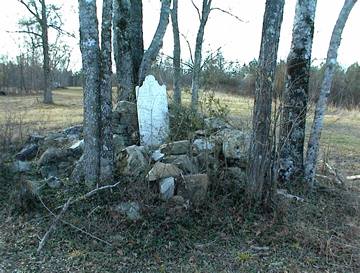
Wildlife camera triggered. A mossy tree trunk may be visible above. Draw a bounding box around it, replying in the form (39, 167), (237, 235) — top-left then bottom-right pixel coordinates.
(278, 0), (317, 187)
(246, 0), (285, 207)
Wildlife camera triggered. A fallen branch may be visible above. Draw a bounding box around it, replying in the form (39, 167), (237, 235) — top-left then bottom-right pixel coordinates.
(277, 189), (304, 202)
(38, 196), (111, 246)
(37, 197), (72, 253)
(347, 175), (360, 181)
(56, 181), (121, 209)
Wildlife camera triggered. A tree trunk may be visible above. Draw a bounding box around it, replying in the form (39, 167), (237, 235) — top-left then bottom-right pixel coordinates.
(278, 0), (317, 186)
(171, 0), (181, 104)
(191, 0), (212, 111)
(305, 0), (357, 187)
(78, 0), (101, 187)
(99, 0), (114, 183)
(113, 0), (134, 101)
(138, 0), (171, 85)
(246, 0), (285, 207)
(41, 0), (53, 104)
(130, 0), (144, 87)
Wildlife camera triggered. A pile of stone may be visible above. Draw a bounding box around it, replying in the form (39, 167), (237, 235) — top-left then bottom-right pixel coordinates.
(11, 76), (250, 216)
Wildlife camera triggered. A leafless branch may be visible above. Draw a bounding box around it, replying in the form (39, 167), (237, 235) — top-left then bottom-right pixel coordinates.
(37, 197), (72, 252)
(9, 30), (42, 38)
(18, 0), (41, 22)
(190, 0), (202, 21)
(180, 32), (194, 65)
(210, 7), (248, 23)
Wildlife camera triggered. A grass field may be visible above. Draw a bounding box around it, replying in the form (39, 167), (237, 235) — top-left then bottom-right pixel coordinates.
(1, 87), (359, 175)
(1, 88), (360, 272)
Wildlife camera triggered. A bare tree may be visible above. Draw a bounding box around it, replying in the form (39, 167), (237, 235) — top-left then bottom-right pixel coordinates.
(246, 0), (285, 207)
(278, 0), (317, 186)
(138, 0), (172, 85)
(190, 0), (212, 111)
(78, 0), (101, 187)
(113, 0), (171, 102)
(18, 0), (68, 104)
(99, 0), (114, 183)
(171, 0), (181, 104)
(305, 0), (357, 187)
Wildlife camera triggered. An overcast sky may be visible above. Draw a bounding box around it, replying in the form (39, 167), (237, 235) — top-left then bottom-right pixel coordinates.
(0, 0), (359, 71)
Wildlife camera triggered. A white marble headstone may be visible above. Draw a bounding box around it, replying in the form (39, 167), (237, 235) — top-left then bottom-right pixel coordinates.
(136, 75), (169, 146)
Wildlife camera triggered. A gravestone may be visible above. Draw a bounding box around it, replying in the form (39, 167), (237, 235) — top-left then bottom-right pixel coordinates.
(136, 75), (169, 147)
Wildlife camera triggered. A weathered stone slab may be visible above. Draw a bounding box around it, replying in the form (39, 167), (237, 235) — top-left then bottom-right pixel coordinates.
(136, 75), (169, 147)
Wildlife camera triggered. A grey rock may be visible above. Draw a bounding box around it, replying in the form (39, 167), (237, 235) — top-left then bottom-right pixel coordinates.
(216, 129), (250, 162)
(63, 125), (83, 136)
(71, 155), (84, 183)
(151, 149), (165, 162)
(163, 154), (198, 174)
(69, 139), (84, 156)
(146, 162), (182, 181)
(159, 177), (175, 200)
(13, 160), (32, 173)
(16, 144), (38, 161)
(27, 134), (45, 144)
(112, 202), (141, 221)
(40, 165), (58, 179)
(160, 140), (190, 155)
(116, 145), (148, 177)
(113, 101), (138, 146)
(178, 174), (209, 206)
(38, 148), (71, 166)
(192, 138), (216, 154)
(46, 176), (62, 189)
(113, 134), (126, 155)
(204, 117), (232, 131)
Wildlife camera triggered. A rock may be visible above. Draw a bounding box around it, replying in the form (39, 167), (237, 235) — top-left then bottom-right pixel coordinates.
(113, 134), (126, 155)
(63, 125), (83, 136)
(69, 139), (84, 156)
(111, 202), (141, 221)
(71, 155), (84, 183)
(13, 160), (31, 173)
(163, 154), (198, 174)
(159, 177), (175, 200)
(223, 167), (247, 191)
(195, 152), (219, 173)
(192, 138), (216, 154)
(169, 195), (185, 205)
(38, 148), (71, 166)
(27, 134), (45, 145)
(42, 132), (73, 150)
(15, 144), (38, 161)
(217, 129), (250, 163)
(160, 140), (190, 155)
(146, 162), (182, 181)
(46, 176), (62, 189)
(178, 174), (209, 206)
(40, 165), (58, 179)
(116, 145), (148, 177)
(204, 117), (232, 131)
(136, 75), (169, 146)
(113, 101), (138, 146)
(151, 149), (165, 162)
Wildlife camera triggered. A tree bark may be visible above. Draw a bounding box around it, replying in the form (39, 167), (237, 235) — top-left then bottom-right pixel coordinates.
(278, 0), (317, 186)
(78, 0), (101, 187)
(41, 0), (52, 104)
(246, 0), (285, 206)
(138, 0), (172, 85)
(191, 0), (212, 111)
(99, 0), (114, 183)
(171, 0), (181, 104)
(113, 0), (135, 101)
(305, 0), (357, 187)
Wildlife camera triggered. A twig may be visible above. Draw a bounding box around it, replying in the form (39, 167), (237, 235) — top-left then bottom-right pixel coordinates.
(210, 7), (248, 23)
(347, 175), (360, 181)
(38, 195), (111, 246)
(55, 181), (121, 209)
(37, 197), (72, 253)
